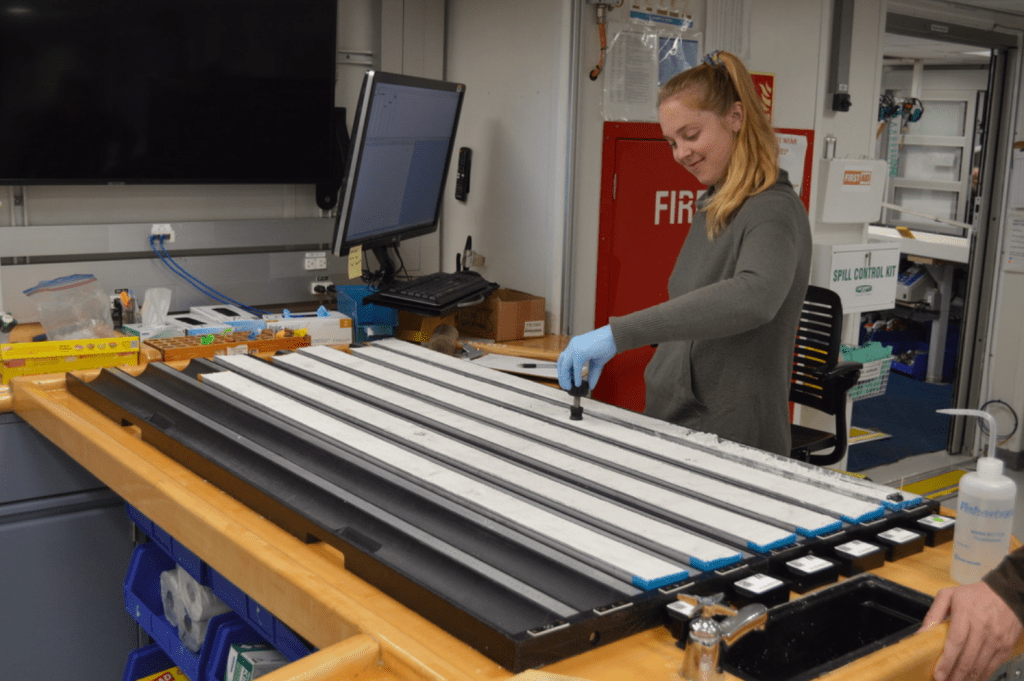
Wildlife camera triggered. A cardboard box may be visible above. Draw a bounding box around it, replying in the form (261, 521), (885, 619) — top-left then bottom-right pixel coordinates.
(395, 310), (459, 343)
(456, 288), (545, 341)
(0, 336), (140, 383)
(225, 643), (288, 681)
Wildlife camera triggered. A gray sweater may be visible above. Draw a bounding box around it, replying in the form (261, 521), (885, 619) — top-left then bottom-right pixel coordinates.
(609, 170), (811, 456)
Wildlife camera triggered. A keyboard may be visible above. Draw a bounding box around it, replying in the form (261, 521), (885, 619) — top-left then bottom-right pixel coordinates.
(371, 271), (496, 310)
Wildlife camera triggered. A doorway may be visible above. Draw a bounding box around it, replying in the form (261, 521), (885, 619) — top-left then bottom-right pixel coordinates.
(849, 13), (1018, 474)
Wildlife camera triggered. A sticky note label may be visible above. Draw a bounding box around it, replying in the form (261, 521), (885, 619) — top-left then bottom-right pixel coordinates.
(348, 246), (363, 280)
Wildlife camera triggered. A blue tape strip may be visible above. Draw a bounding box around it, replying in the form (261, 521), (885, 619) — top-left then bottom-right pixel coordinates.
(632, 570), (690, 591)
(690, 553), (744, 572)
(883, 496), (923, 511)
(747, 533), (798, 554)
(842, 506), (886, 524)
(796, 521), (844, 537)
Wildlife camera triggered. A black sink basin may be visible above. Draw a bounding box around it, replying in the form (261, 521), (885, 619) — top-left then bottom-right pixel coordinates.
(722, 574), (933, 681)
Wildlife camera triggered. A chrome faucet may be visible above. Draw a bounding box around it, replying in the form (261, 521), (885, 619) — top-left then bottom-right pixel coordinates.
(678, 593), (768, 681)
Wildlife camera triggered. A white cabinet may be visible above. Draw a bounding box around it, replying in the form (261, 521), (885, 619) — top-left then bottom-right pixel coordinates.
(811, 242), (901, 313)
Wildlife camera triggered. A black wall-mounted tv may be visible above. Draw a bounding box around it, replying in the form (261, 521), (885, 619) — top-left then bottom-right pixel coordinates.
(0, 0), (338, 186)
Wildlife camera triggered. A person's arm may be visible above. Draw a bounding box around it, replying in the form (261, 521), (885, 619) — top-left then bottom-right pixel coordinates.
(921, 547), (1024, 681)
(610, 203), (801, 353)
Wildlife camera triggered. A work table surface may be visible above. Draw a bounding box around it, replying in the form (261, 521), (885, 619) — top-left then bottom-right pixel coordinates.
(3, 363), (1022, 681)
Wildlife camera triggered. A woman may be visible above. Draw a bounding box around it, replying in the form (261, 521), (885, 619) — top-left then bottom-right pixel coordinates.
(557, 50), (811, 457)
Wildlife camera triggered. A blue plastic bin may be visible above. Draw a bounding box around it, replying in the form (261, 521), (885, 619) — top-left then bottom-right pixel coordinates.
(336, 284), (396, 342)
(125, 542), (263, 681)
(122, 643), (176, 681)
(890, 340), (958, 382)
(126, 505), (316, 664)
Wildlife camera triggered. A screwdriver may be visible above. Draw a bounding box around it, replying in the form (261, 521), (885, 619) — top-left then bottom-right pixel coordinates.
(568, 377), (589, 420)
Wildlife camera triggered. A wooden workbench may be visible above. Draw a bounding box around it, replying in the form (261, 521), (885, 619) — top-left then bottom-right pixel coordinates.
(3, 362), (1023, 681)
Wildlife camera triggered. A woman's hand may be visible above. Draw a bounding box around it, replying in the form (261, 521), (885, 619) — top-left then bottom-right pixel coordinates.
(557, 325), (617, 390)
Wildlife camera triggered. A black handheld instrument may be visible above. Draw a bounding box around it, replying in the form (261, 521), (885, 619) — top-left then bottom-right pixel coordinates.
(568, 378), (589, 421)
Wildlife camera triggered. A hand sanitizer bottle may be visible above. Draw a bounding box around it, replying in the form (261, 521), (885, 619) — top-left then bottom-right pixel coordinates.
(940, 409), (1017, 584)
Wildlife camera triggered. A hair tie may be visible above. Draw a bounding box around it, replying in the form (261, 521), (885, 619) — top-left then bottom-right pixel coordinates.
(702, 50), (725, 69)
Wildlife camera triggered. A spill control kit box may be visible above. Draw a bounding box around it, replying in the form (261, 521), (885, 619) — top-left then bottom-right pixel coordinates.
(456, 288), (545, 341)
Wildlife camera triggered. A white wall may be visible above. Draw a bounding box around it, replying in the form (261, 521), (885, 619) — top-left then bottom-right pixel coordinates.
(442, 0), (575, 331)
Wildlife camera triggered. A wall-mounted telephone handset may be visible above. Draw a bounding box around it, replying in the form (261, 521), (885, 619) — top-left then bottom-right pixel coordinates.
(455, 147), (471, 202)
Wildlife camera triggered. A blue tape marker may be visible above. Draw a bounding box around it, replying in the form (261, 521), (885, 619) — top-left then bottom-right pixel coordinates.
(690, 553), (744, 572)
(796, 521), (843, 538)
(747, 533), (798, 554)
(632, 569), (689, 591)
(842, 506), (886, 524)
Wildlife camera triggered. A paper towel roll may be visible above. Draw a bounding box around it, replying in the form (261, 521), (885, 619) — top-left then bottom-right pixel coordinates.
(177, 565), (232, 622)
(179, 611), (211, 652)
(160, 569), (182, 628)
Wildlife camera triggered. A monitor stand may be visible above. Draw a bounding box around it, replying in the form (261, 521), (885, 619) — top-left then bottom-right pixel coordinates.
(369, 244), (399, 289)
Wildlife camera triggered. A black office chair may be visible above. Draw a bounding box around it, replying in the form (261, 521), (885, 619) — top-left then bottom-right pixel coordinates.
(790, 286), (863, 466)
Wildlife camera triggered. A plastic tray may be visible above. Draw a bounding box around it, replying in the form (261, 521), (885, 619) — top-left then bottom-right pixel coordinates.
(847, 356), (892, 401)
(126, 505), (316, 662)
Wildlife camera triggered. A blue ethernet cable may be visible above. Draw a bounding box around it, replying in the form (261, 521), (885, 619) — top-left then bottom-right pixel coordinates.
(149, 235), (267, 316)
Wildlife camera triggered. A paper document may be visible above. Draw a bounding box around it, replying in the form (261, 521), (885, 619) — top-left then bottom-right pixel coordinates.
(471, 352), (559, 380)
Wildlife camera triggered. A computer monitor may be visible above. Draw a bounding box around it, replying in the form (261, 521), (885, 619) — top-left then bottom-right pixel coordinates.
(331, 70), (465, 286)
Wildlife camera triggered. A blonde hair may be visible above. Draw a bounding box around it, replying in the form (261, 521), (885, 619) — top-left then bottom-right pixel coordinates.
(659, 51), (779, 238)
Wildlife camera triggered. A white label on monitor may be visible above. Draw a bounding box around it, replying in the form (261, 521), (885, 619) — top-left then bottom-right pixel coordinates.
(787, 556), (831, 574)
(835, 540), (879, 558)
(735, 573), (783, 594)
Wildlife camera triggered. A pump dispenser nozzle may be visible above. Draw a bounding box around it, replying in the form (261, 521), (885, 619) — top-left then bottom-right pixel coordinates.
(937, 408), (998, 462)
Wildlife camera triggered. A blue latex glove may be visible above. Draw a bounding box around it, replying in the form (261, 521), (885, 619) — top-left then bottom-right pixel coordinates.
(557, 325), (617, 391)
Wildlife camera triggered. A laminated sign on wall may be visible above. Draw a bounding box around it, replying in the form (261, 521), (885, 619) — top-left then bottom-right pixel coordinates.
(603, 8), (701, 122)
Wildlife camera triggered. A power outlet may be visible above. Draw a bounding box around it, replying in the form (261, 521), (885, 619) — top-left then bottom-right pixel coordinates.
(310, 279), (333, 295)
(151, 223), (176, 243)
(304, 251), (327, 270)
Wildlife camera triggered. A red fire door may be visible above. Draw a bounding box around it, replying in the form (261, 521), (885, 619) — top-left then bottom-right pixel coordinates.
(593, 122), (704, 412)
